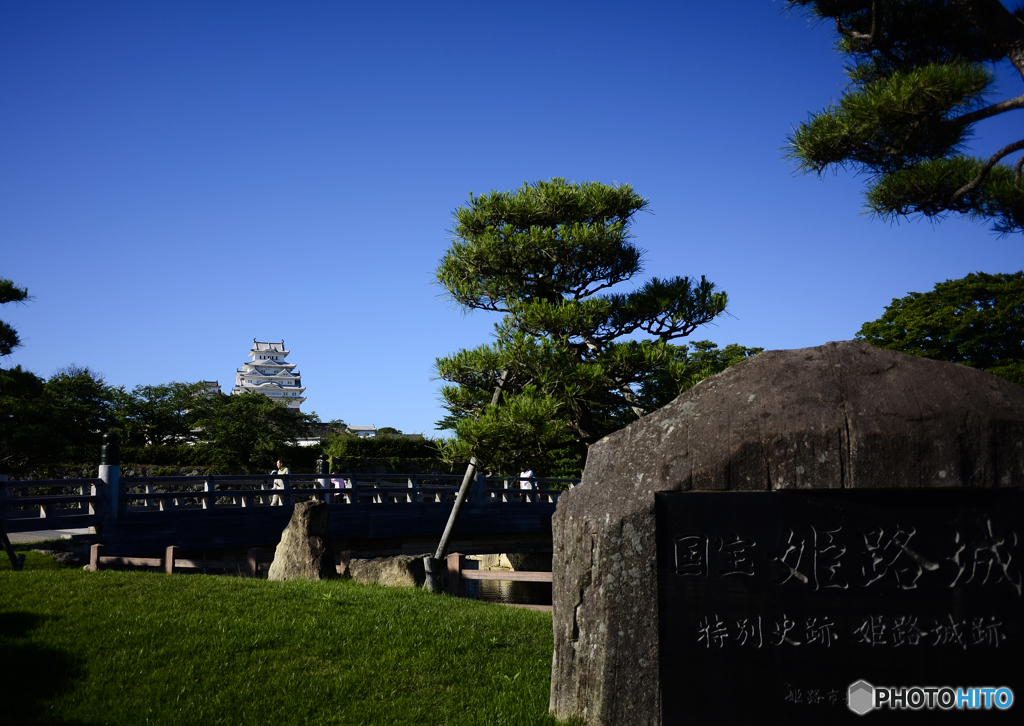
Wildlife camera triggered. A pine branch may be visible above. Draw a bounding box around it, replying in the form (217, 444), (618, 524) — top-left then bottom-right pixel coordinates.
(952, 93), (1024, 127)
(836, 0), (879, 44)
(953, 138), (1024, 200)
(0, 279), (30, 306)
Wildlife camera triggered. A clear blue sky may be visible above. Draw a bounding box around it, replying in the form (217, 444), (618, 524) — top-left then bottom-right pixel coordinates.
(2, 1), (1021, 435)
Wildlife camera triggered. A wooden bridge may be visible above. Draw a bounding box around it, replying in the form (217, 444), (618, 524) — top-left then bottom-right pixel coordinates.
(0, 471), (573, 557)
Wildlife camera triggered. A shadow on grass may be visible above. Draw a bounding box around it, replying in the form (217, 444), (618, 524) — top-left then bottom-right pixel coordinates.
(0, 541), (86, 571)
(0, 611), (95, 725)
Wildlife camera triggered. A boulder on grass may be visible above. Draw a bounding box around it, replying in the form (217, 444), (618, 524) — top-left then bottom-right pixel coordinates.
(347, 554), (427, 588)
(267, 501), (336, 581)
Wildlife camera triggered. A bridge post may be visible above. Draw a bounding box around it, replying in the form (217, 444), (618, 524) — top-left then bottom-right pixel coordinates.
(247, 548), (263, 578)
(165, 546), (179, 574)
(470, 471), (486, 505)
(97, 432), (122, 521)
(446, 552), (464, 596)
(282, 474), (292, 508)
(202, 478), (215, 510)
(89, 543), (105, 571)
(316, 456), (330, 503)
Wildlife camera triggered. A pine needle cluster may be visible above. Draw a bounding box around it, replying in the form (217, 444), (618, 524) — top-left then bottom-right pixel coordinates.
(786, 0), (1024, 234)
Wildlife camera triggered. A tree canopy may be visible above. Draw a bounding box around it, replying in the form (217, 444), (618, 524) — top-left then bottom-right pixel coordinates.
(786, 0), (1024, 235)
(192, 391), (318, 472)
(435, 179), (754, 475)
(0, 365), (50, 469)
(0, 365), (322, 472)
(855, 270), (1024, 385)
(43, 365), (117, 451)
(112, 382), (208, 448)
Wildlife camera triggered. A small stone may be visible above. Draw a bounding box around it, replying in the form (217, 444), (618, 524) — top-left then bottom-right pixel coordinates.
(347, 554), (429, 588)
(52, 551), (82, 566)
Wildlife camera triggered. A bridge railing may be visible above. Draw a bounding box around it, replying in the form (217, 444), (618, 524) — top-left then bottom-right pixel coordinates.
(0, 471), (576, 530)
(114, 472), (574, 511)
(0, 477), (104, 533)
(482, 476), (578, 504)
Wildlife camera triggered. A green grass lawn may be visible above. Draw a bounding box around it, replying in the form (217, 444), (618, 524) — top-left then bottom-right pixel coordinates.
(1, 545), (562, 725)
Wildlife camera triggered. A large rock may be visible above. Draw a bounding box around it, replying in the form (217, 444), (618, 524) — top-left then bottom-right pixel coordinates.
(347, 554), (428, 588)
(267, 501), (337, 581)
(550, 341), (1024, 725)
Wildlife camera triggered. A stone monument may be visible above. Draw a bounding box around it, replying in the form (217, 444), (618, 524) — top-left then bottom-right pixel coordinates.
(267, 500), (337, 581)
(550, 340), (1024, 725)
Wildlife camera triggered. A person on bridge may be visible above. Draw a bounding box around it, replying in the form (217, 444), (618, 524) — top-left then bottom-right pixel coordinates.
(519, 467), (535, 502)
(270, 459), (289, 506)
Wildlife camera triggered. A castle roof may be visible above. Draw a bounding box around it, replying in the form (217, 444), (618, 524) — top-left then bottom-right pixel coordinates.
(240, 360), (296, 370)
(252, 339), (287, 353)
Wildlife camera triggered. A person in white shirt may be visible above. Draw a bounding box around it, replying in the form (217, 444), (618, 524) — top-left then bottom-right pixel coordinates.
(519, 468), (535, 502)
(270, 459), (289, 506)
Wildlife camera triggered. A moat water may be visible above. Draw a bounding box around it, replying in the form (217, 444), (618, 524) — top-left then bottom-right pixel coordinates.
(475, 578), (553, 606)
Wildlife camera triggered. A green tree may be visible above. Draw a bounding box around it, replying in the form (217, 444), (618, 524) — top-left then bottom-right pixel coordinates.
(43, 365), (121, 454)
(0, 365), (52, 468)
(636, 340), (765, 412)
(193, 392), (318, 472)
(435, 179), (739, 475)
(113, 382), (208, 447)
(786, 0), (1024, 234)
(856, 271), (1024, 385)
(0, 278), (47, 468)
(0, 278), (30, 357)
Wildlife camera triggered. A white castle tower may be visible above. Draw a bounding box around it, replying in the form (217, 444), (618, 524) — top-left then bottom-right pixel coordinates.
(231, 339), (307, 410)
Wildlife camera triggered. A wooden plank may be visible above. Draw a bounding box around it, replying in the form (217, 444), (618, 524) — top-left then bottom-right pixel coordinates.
(99, 556), (162, 567)
(6, 495), (94, 505)
(460, 569), (552, 582)
(172, 559), (253, 570)
(1, 479), (102, 488)
(96, 554), (259, 572)
(3, 514), (98, 533)
(501, 603), (553, 612)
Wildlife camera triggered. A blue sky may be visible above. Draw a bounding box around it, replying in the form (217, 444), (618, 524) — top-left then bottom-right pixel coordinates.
(2, 1), (1021, 435)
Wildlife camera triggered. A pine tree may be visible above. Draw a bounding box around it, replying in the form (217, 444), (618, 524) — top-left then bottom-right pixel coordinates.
(0, 278), (30, 357)
(435, 179), (739, 475)
(786, 0), (1024, 234)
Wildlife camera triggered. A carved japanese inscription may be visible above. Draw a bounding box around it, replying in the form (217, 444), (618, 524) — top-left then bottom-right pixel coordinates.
(656, 489), (1022, 725)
